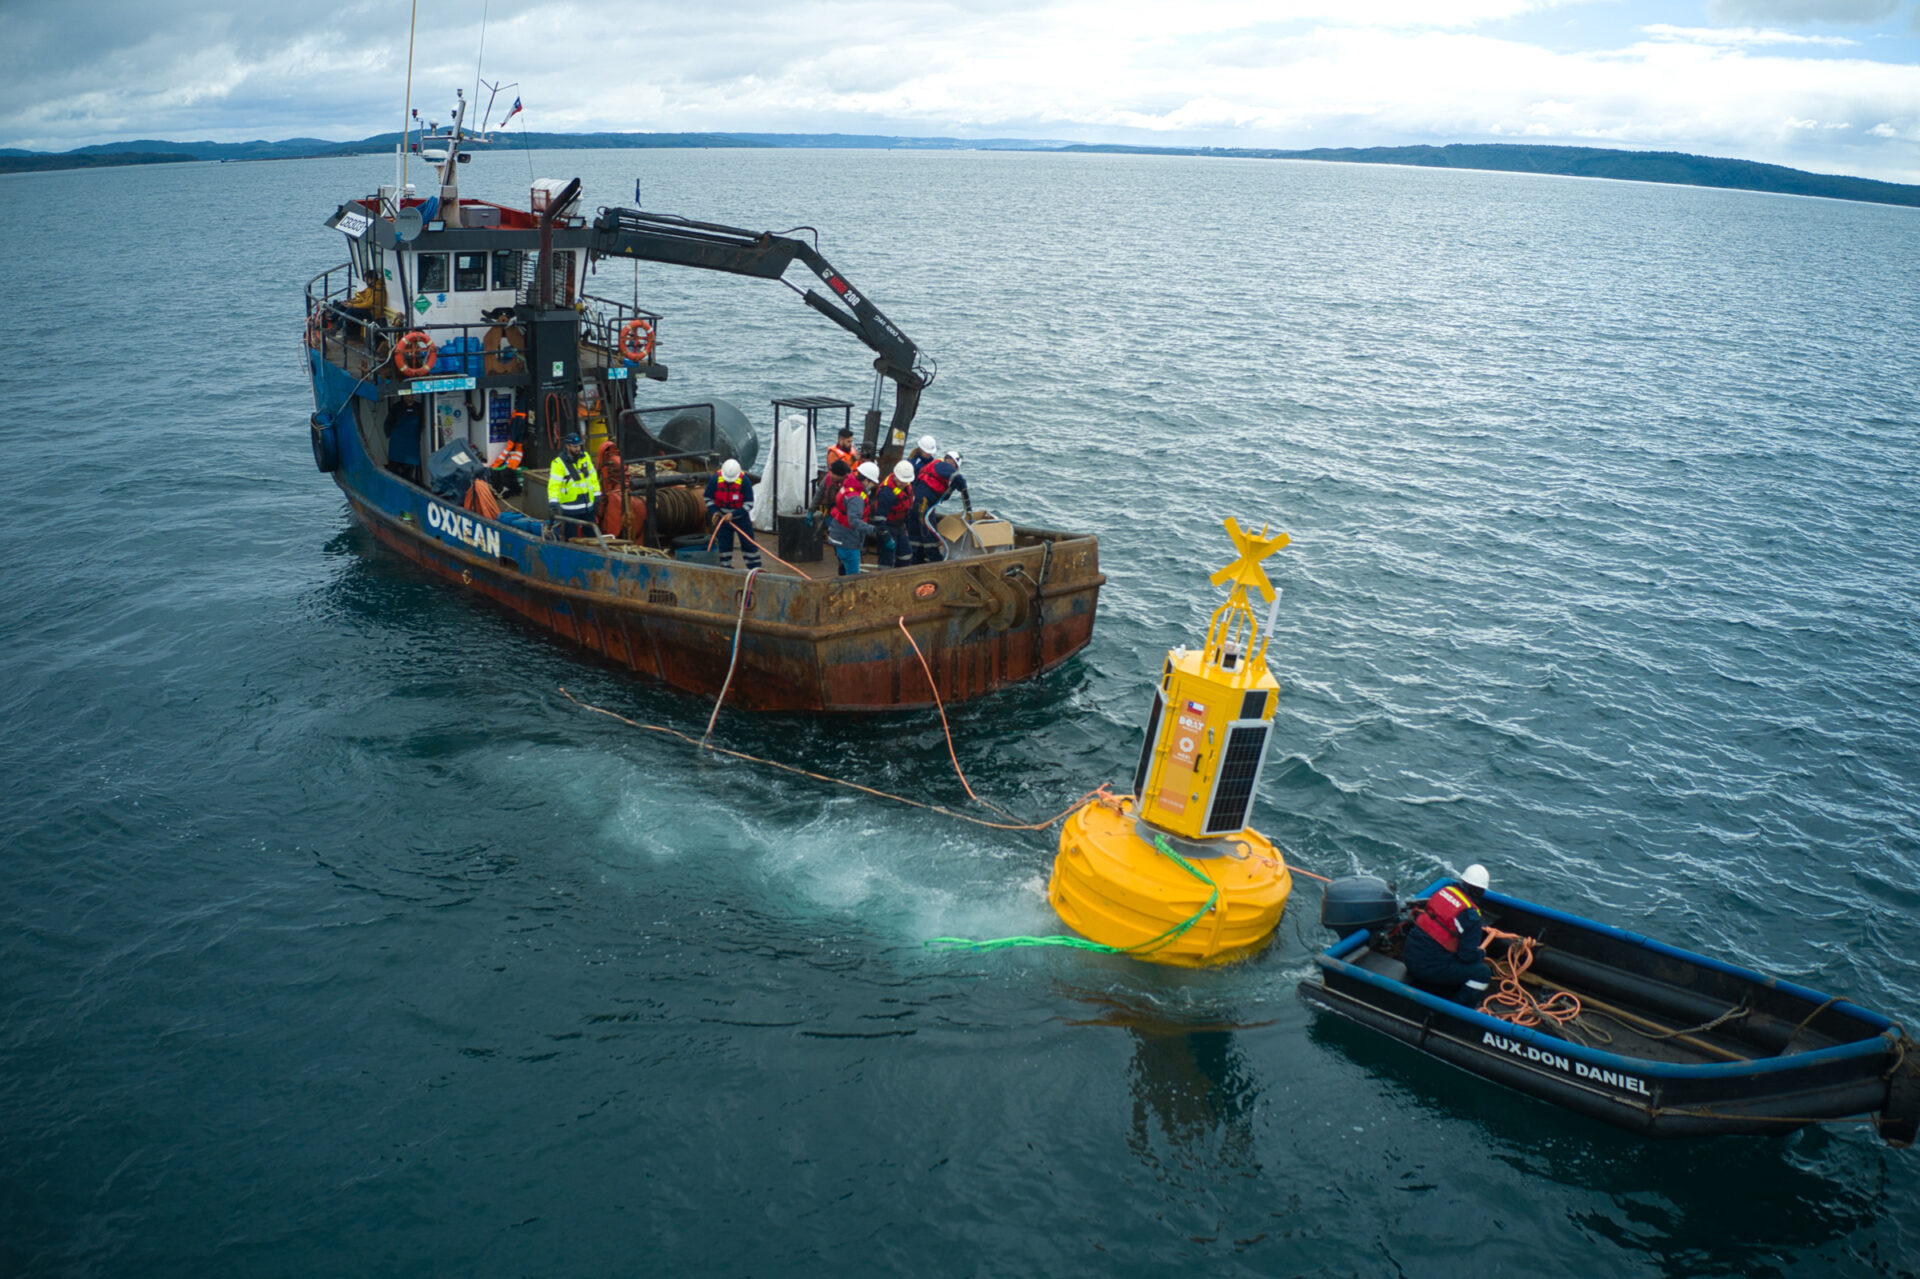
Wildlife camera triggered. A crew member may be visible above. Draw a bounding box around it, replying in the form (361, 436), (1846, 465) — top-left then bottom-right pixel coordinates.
(828, 461), (879, 576)
(869, 460), (915, 569)
(908, 449), (971, 565)
(815, 459), (851, 514)
(1402, 864), (1494, 1005)
(826, 426), (860, 473)
(338, 268), (389, 339)
(705, 458), (760, 571)
(547, 432), (603, 540)
(907, 434), (939, 477)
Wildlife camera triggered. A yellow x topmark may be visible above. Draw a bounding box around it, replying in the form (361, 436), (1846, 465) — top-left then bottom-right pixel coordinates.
(1208, 517), (1291, 603)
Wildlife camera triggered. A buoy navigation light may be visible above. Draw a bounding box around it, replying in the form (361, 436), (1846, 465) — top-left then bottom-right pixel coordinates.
(1048, 518), (1295, 965)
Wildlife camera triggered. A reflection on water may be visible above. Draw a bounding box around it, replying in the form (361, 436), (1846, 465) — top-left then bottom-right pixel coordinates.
(1305, 1014), (1885, 1277)
(1068, 991), (1270, 1179)
(8, 149), (1920, 1274)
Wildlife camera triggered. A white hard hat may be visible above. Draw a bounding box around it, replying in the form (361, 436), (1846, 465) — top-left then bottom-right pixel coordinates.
(893, 460), (915, 484)
(917, 435), (938, 454)
(1461, 864), (1490, 891)
(721, 459), (741, 481)
(857, 460), (880, 482)
(944, 449), (962, 465)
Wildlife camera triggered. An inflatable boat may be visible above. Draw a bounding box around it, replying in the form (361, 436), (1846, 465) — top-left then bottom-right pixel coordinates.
(1299, 880), (1919, 1143)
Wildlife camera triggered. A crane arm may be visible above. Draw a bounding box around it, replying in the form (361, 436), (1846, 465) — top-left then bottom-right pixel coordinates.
(590, 208), (935, 452)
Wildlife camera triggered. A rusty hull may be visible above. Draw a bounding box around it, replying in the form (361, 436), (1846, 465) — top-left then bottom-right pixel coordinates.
(346, 493), (1101, 712)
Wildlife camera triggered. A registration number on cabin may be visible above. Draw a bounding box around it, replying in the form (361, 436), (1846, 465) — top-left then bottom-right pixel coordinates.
(401, 375), (477, 396)
(426, 501), (502, 558)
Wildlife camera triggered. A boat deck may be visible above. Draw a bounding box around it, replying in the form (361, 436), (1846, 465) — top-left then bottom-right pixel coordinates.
(1348, 944), (1842, 1067)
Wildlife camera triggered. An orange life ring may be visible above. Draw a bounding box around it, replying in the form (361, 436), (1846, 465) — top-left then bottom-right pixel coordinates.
(618, 317), (656, 364)
(305, 309), (323, 350)
(394, 330), (438, 378)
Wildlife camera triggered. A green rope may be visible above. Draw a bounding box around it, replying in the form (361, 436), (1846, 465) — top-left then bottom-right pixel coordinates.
(925, 834), (1220, 958)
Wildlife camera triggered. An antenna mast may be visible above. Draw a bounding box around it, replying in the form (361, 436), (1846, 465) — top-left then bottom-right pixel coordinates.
(398, 0), (419, 212)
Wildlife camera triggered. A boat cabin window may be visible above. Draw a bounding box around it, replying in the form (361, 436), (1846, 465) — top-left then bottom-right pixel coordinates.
(491, 250), (521, 291)
(454, 252), (488, 292)
(416, 253), (449, 293)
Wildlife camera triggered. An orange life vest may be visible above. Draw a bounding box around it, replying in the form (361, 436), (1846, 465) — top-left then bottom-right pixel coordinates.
(827, 443), (859, 471)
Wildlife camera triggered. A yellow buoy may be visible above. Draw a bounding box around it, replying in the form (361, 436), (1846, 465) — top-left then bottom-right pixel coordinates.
(1048, 517), (1295, 965)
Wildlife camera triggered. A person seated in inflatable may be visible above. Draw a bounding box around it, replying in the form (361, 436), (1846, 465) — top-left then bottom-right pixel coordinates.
(1403, 864), (1493, 1006)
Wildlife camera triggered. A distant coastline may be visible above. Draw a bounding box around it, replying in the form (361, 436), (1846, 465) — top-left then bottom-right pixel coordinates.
(5, 134), (1915, 210)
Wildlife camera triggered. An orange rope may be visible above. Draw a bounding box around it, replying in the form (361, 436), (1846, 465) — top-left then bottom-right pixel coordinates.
(735, 524), (809, 579)
(1478, 926), (1582, 1028)
(896, 615), (999, 810)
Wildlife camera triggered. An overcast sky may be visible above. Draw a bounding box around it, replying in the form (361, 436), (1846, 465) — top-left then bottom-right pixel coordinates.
(8, 0), (1920, 181)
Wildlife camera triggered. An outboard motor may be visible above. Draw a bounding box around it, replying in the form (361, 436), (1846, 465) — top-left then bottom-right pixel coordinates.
(1320, 875), (1399, 940)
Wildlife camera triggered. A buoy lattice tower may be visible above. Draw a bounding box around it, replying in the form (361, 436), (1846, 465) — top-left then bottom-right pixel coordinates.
(1048, 518), (1295, 965)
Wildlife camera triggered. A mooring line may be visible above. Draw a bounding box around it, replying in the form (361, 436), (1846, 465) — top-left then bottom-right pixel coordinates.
(896, 616), (1015, 817)
(702, 566), (761, 749)
(561, 687), (1106, 832)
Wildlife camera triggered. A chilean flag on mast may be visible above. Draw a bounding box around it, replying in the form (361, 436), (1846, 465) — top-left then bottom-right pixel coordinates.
(502, 96), (523, 125)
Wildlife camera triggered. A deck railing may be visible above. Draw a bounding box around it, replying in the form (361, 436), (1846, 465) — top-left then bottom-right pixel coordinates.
(304, 266), (663, 396)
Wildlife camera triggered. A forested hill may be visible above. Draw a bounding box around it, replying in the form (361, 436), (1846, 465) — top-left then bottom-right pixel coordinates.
(5, 134), (1917, 209)
(1060, 142), (1920, 209)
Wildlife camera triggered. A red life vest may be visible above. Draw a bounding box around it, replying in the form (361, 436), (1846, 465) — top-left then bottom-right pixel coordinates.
(918, 461), (952, 499)
(1413, 885), (1477, 954)
(875, 476), (911, 523)
(831, 479), (867, 528)
(711, 477), (748, 512)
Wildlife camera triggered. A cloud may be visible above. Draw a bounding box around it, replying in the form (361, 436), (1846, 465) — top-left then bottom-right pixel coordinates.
(2, 0), (1919, 182)
(1642, 24), (1856, 45)
(1707, 0), (1898, 21)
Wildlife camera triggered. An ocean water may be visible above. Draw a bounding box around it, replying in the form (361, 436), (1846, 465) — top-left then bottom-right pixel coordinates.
(3, 145), (1918, 1276)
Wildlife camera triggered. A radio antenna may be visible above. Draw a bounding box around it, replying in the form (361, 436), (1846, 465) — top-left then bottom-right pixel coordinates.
(471, 0), (490, 116)
(399, 0), (419, 206)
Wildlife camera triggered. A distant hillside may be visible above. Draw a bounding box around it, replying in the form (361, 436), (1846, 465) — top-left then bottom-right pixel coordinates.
(1060, 142), (1920, 209)
(723, 133), (1068, 150)
(6, 133), (1917, 209)
(70, 137), (353, 162)
(0, 150), (198, 173)
(52, 131), (765, 163)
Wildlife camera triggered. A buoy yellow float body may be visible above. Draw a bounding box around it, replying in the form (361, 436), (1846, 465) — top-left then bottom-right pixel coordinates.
(1048, 518), (1296, 966)
(1050, 798), (1291, 966)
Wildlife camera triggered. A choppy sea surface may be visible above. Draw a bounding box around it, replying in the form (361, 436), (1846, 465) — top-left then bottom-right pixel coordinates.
(3, 146), (1918, 1276)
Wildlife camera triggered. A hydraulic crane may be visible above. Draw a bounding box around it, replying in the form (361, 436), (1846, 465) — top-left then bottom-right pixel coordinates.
(590, 207), (937, 466)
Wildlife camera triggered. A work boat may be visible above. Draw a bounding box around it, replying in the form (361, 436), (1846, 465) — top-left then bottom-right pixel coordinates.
(303, 94), (1102, 712)
(1302, 878), (1920, 1144)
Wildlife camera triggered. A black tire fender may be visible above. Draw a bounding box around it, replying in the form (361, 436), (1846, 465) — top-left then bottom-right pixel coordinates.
(310, 412), (340, 473)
